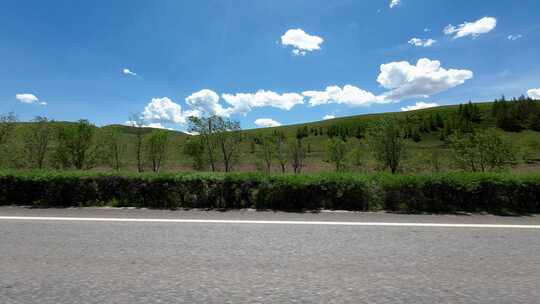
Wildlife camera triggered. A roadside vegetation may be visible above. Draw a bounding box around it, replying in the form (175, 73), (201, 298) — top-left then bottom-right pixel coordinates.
(0, 171), (538, 214)
(0, 97), (539, 213)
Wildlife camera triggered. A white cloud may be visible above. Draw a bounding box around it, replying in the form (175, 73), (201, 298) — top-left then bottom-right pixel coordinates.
(377, 58), (473, 101)
(254, 118), (282, 128)
(507, 34), (522, 41)
(408, 38), (437, 47)
(444, 17), (497, 39)
(527, 88), (540, 99)
(122, 68), (137, 76)
(424, 28), (431, 32)
(185, 89), (230, 117)
(16, 93), (39, 104)
(323, 115), (336, 120)
(400, 102), (439, 112)
(142, 97), (193, 124)
(222, 90), (304, 114)
(303, 85), (385, 107)
(281, 29), (323, 55)
(144, 122), (173, 130)
(389, 0), (401, 8)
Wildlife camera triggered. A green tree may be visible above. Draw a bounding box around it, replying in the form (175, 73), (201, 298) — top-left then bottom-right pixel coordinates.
(274, 130), (288, 173)
(326, 138), (348, 171)
(289, 139), (306, 174)
(188, 116), (242, 172)
(368, 117), (407, 174)
(183, 137), (207, 170)
(450, 129), (515, 172)
(0, 112), (17, 148)
(256, 134), (276, 173)
(98, 128), (126, 171)
(54, 120), (96, 170)
(145, 130), (169, 173)
(22, 116), (51, 169)
(188, 116), (219, 171)
(128, 115), (146, 172)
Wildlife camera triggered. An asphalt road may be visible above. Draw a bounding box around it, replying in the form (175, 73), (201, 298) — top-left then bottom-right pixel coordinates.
(1, 207), (539, 304)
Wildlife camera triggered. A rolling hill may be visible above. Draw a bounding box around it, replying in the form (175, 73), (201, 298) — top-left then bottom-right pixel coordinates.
(3, 100), (540, 173)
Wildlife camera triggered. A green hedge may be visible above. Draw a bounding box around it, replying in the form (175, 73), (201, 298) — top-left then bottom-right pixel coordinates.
(0, 171), (539, 213)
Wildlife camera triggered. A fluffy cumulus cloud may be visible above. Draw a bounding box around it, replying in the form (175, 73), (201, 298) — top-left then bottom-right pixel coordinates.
(389, 0), (401, 8)
(142, 97), (194, 124)
(254, 118), (282, 128)
(16, 93), (39, 104)
(222, 90), (304, 114)
(444, 17), (497, 39)
(400, 102), (439, 112)
(323, 115), (336, 120)
(186, 89), (230, 117)
(377, 58), (473, 101)
(408, 38), (436, 47)
(122, 68), (137, 76)
(281, 29), (323, 55)
(528, 88), (540, 99)
(303, 85), (384, 107)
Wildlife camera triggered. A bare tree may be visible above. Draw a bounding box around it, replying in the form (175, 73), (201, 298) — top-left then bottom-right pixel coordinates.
(23, 116), (51, 169)
(129, 114), (145, 172)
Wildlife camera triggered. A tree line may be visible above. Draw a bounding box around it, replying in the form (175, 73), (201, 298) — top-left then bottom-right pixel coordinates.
(0, 114), (170, 172)
(1, 96), (536, 174)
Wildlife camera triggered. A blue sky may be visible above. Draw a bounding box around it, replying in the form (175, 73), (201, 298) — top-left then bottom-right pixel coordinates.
(1, 0), (540, 130)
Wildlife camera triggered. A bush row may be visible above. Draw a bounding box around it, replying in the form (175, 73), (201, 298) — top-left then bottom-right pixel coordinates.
(0, 171), (539, 213)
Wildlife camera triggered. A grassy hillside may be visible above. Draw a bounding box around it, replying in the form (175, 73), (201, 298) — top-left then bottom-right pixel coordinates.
(2, 101), (540, 173)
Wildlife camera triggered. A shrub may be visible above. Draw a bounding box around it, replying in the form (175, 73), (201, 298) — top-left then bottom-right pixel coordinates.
(0, 171), (538, 214)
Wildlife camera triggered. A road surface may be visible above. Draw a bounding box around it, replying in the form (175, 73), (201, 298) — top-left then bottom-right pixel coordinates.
(1, 207), (539, 303)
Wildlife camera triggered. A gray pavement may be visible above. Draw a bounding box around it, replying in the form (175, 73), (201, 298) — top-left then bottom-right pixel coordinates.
(1, 207), (539, 303)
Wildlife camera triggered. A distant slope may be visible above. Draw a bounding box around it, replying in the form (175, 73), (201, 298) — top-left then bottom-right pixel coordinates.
(4, 101), (540, 173)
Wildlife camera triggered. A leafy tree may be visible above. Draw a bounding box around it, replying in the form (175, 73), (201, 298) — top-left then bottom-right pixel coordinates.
(188, 116), (242, 172)
(128, 115), (146, 172)
(368, 117), (407, 174)
(273, 130), (288, 173)
(450, 129), (515, 172)
(296, 126), (309, 140)
(289, 139), (306, 174)
(346, 147), (365, 172)
(98, 128), (126, 171)
(183, 137), (207, 170)
(22, 116), (51, 169)
(145, 130), (169, 173)
(326, 138), (348, 171)
(188, 116), (219, 171)
(411, 128), (422, 142)
(54, 120), (96, 170)
(256, 134), (276, 173)
(214, 117), (242, 172)
(0, 112), (17, 147)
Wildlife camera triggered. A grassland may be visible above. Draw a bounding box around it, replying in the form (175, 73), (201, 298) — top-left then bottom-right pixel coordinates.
(3, 101), (540, 173)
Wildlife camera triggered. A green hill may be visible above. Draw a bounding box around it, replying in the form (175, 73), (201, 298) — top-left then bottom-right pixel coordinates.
(2, 100), (540, 173)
